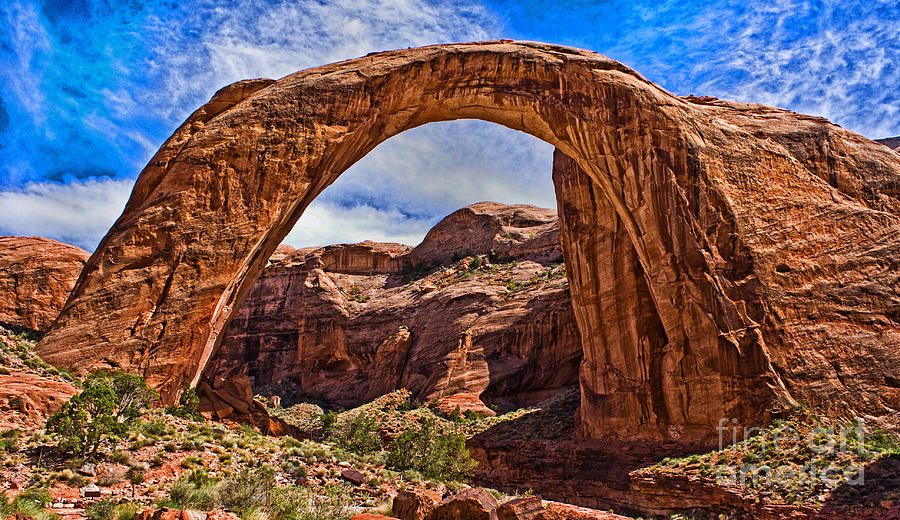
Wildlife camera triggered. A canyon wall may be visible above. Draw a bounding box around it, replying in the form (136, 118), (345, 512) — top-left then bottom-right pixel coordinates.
(205, 203), (582, 411)
(0, 237), (89, 332)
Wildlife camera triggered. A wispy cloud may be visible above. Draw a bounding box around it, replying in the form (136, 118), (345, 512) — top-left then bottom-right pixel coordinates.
(597, 0), (900, 138)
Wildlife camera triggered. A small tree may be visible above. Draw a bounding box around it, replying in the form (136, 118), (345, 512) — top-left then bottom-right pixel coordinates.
(46, 371), (156, 459)
(126, 465), (146, 498)
(166, 387), (202, 420)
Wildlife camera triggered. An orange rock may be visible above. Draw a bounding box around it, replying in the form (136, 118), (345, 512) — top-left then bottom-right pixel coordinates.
(0, 237), (88, 331)
(0, 369), (77, 430)
(427, 488), (499, 520)
(392, 488), (442, 520)
(351, 515), (400, 520)
(497, 496), (543, 520)
(430, 393), (496, 418)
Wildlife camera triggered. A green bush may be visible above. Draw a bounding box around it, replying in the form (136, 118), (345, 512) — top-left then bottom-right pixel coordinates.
(166, 388), (202, 420)
(319, 411), (338, 435)
(386, 417), (476, 482)
(0, 429), (21, 453)
(334, 414), (382, 455)
(85, 500), (117, 520)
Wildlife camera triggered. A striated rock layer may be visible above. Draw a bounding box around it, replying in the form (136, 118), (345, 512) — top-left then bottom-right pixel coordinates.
(205, 203), (581, 411)
(37, 41), (900, 442)
(0, 237), (89, 331)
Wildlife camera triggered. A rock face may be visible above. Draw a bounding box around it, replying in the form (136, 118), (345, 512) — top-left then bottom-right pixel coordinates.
(37, 41), (900, 442)
(204, 203), (581, 411)
(876, 136), (900, 151)
(408, 203), (562, 266)
(0, 237), (89, 331)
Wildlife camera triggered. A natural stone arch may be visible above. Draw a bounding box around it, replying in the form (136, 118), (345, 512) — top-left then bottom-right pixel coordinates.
(37, 41), (900, 442)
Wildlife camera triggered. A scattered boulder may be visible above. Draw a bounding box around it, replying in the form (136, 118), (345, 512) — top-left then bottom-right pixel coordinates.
(426, 488), (499, 520)
(392, 488), (442, 520)
(497, 496), (543, 520)
(340, 469), (366, 486)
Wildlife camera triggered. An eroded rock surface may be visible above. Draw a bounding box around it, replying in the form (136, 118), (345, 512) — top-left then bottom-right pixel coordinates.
(205, 203), (581, 411)
(37, 41), (900, 442)
(0, 237), (89, 331)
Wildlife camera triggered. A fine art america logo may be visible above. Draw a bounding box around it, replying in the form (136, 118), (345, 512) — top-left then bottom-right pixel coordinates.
(714, 418), (867, 487)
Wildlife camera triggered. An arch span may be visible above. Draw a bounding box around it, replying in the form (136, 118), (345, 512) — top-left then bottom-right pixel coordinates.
(38, 41), (900, 441)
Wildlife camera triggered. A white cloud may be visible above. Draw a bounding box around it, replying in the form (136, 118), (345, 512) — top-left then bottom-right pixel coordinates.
(284, 201), (433, 248)
(0, 177), (133, 251)
(289, 120), (557, 248)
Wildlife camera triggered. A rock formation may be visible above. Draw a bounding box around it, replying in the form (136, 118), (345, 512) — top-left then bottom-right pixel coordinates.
(876, 136), (900, 151)
(204, 203), (581, 412)
(0, 237), (89, 331)
(36, 41), (900, 443)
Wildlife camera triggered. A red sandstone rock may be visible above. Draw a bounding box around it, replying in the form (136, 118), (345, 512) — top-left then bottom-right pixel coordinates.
(36, 41), (900, 444)
(496, 496), (543, 520)
(351, 515), (400, 520)
(392, 489), (442, 520)
(537, 502), (628, 519)
(408, 203), (561, 266)
(0, 237), (88, 331)
(426, 488), (499, 520)
(430, 393), (496, 418)
(0, 369), (77, 431)
(875, 136), (900, 151)
(340, 468), (366, 485)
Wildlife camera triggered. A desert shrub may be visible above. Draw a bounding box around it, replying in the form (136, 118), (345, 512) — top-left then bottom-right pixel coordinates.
(0, 490), (57, 520)
(150, 453), (165, 468)
(334, 414), (382, 455)
(180, 455), (203, 469)
(85, 500), (117, 520)
(0, 429), (21, 453)
(268, 484), (353, 520)
(386, 417), (476, 481)
(218, 466), (274, 513)
(169, 469), (219, 511)
(109, 449), (131, 465)
(46, 372), (156, 459)
(141, 419), (174, 438)
(280, 459), (308, 479)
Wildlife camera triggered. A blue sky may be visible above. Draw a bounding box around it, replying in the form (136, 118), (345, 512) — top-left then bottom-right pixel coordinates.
(1, 0), (898, 250)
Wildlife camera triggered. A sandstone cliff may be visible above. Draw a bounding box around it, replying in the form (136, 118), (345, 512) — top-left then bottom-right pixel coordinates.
(204, 203), (581, 413)
(0, 237), (89, 331)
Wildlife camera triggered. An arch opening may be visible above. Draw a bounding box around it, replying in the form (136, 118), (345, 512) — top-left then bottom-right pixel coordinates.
(201, 119), (586, 418)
